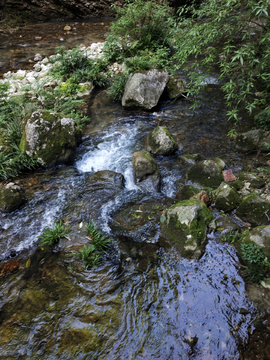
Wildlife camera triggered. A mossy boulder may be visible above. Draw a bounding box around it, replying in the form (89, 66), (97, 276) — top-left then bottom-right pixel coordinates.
(0, 188), (25, 213)
(122, 69), (169, 110)
(144, 126), (178, 156)
(236, 194), (270, 226)
(237, 172), (265, 189)
(186, 158), (225, 188)
(176, 185), (200, 201)
(19, 110), (81, 168)
(214, 182), (241, 212)
(165, 74), (186, 100)
(238, 225), (270, 260)
(133, 150), (160, 192)
(160, 199), (214, 259)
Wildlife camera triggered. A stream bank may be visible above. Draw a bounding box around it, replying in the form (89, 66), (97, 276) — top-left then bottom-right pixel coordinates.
(0, 20), (270, 359)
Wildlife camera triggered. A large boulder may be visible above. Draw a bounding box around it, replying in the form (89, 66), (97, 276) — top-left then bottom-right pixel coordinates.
(0, 188), (25, 213)
(236, 194), (270, 226)
(122, 69), (169, 110)
(160, 199), (214, 259)
(133, 151), (160, 192)
(19, 111), (80, 167)
(186, 158), (225, 188)
(144, 126), (178, 156)
(165, 73), (186, 100)
(214, 182), (241, 212)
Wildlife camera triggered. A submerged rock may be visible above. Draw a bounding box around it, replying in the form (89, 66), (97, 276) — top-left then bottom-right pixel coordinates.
(19, 111), (81, 168)
(236, 194), (270, 226)
(186, 158), (225, 188)
(0, 188), (25, 213)
(214, 182), (241, 212)
(111, 201), (176, 243)
(144, 126), (178, 156)
(160, 199), (214, 259)
(179, 153), (201, 167)
(122, 69), (169, 110)
(133, 150), (160, 192)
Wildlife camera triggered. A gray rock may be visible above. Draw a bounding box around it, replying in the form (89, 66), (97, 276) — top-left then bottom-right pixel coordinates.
(133, 150), (161, 192)
(19, 111), (81, 168)
(160, 199), (214, 259)
(144, 126), (178, 156)
(214, 182), (241, 212)
(237, 172), (265, 189)
(122, 69), (169, 110)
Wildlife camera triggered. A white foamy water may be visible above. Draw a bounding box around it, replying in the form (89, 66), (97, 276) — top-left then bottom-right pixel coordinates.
(76, 123), (139, 191)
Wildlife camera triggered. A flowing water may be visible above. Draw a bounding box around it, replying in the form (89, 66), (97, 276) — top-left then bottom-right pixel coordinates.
(0, 21), (270, 360)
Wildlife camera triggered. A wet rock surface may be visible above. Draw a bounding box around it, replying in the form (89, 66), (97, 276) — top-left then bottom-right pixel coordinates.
(144, 126), (178, 156)
(0, 188), (25, 213)
(186, 158), (225, 188)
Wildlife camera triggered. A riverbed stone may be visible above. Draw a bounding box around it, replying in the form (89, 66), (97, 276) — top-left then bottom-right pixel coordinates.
(214, 182), (241, 212)
(144, 126), (178, 156)
(235, 129), (270, 153)
(122, 69), (169, 110)
(165, 73), (186, 100)
(236, 194), (270, 226)
(176, 185), (200, 201)
(111, 200), (176, 243)
(160, 199), (214, 259)
(0, 188), (25, 213)
(19, 110), (80, 167)
(179, 153), (201, 167)
(133, 150), (160, 192)
(239, 225), (270, 260)
(186, 158), (225, 188)
(237, 172), (265, 189)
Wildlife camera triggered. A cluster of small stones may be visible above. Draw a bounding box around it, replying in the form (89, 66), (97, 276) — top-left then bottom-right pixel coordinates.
(0, 42), (110, 97)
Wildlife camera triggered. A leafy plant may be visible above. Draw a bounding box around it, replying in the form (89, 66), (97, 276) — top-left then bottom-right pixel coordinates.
(254, 107), (270, 130)
(173, 0), (270, 124)
(241, 242), (270, 283)
(39, 221), (71, 248)
(77, 244), (101, 269)
(77, 220), (113, 269)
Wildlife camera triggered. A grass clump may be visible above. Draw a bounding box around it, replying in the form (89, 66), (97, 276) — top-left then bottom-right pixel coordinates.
(77, 220), (113, 269)
(220, 230), (239, 245)
(39, 221), (71, 249)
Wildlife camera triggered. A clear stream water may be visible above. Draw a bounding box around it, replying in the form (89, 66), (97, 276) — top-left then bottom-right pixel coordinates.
(0, 20), (269, 360)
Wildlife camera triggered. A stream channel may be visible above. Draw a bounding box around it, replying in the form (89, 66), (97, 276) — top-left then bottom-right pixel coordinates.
(0, 19), (270, 359)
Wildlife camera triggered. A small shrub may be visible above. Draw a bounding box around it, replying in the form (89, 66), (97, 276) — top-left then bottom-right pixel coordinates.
(254, 107), (270, 131)
(241, 243), (270, 283)
(39, 221), (71, 248)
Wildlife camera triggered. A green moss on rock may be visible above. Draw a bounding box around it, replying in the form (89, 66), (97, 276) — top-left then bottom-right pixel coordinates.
(176, 185), (200, 200)
(186, 158), (225, 188)
(214, 182), (241, 212)
(0, 188), (25, 213)
(144, 126), (177, 156)
(160, 199), (213, 259)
